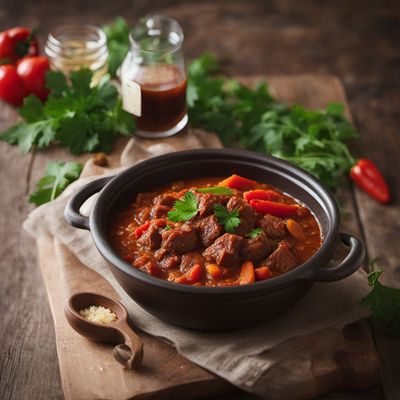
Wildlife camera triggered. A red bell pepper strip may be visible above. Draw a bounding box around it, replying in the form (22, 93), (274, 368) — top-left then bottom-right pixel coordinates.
(250, 199), (301, 218)
(218, 174), (257, 190)
(254, 266), (272, 281)
(243, 189), (281, 202)
(238, 261), (255, 285)
(134, 221), (150, 239)
(350, 159), (390, 203)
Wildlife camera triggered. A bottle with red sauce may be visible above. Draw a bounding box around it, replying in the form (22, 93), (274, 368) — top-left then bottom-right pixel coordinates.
(120, 15), (187, 138)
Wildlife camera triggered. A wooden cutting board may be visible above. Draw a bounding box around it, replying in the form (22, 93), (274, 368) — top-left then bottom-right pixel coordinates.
(34, 75), (380, 400)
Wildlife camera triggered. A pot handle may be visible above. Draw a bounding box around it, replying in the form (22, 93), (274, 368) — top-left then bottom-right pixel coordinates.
(64, 176), (113, 231)
(302, 233), (366, 282)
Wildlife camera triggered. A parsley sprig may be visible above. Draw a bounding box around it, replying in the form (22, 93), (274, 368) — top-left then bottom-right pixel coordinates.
(187, 54), (357, 189)
(103, 17), (130, 78)
(246, 228), (263, 239)
(0, 69), (135, 154)
(29, 161), (83, 206)
(168, 192), (199, 222)
(361, 268), (400, 338)
(214, 204), (241, 234)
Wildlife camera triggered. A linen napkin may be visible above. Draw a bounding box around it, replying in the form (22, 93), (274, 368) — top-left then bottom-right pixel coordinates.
(24, 130), (373, 398)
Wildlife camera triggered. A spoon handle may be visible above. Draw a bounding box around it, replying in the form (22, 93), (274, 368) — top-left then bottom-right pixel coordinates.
(112, 322), (143, 369)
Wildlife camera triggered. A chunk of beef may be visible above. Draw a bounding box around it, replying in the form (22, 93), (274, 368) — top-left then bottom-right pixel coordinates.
(257, 214), (286, 239)
(133, 255), (161, 277)
(203, 233), (243, 268)
(153, 193), (178, 208)
(195, 215), (223, 247)
(195, 193), (230, 216)
(138, 221), (162, 250)
(159, 255), (181, 270)
(180, 251), (206, 272)
(263, 241), (297, 273)
(161, 225), (197, 255)
(241, 232), (274, 261)
(226, 196), (254, 235)
(150, 204), (170, 219)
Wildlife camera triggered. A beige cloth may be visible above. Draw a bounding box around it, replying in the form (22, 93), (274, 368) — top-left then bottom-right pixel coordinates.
(23, 132), (371, 398)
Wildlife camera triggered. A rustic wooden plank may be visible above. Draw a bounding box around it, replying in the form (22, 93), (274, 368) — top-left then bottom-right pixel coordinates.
(345, 83), (400, 400)
(0, 102), (63, 399)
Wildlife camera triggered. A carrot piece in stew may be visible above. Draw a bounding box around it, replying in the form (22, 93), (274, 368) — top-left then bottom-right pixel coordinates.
(206, 264), (223, 279)
(254, 266), (272, 281)
(238, 260), (255, 285)
(249, 199), (302, 218)
(243, 189), (280, 202)
(286, 219), (305, 240)
(218, 174), (257, 190)
(134, 221), (150, 239)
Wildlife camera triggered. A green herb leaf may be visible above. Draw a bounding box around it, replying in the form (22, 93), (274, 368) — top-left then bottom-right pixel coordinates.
(103, 17), (131, 78)
(168, 192), (199, 222)
(246, 228), (263, 239)
(360, 269), (400, 338)
(29, 161), (83, 206)
(214, 204), (241, 233)
(0, 68), (135, 155)
(196, 186), (233, 195)
(187, 54), (357, 189)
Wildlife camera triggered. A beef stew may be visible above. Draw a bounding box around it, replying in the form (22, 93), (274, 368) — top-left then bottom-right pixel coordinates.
(109, 175), (322, 286)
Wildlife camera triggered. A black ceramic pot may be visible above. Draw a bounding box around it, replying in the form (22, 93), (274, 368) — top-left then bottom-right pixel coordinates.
(65, 149), (365, 331)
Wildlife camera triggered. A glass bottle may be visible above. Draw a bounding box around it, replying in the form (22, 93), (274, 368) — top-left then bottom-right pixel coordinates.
(120, 15), (187, 138)
(44, 24), (108, 85)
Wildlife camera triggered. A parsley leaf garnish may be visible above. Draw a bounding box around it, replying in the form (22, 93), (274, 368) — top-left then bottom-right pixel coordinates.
(246, 228), (263, 239)
(168, 192), (199, 222)
(196, 186), (233, 195)
(214, 204), (241, 233)
(360, 268), (400, 338)
(29, 161), (83, 206)
(0, 69), (135, 155)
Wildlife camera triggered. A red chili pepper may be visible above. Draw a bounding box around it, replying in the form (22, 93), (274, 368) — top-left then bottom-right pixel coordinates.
(218, 174), (257, 190)
(249, 199), (301, 217)
(243, 189), (281, 202)
(350, 159), (390, 203)
(134, 221), (150, 239)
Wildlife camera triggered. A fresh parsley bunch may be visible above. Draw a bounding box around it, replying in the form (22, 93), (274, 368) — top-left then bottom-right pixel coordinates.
(187, 54), (357, 189)
(0, 68), (134, 154)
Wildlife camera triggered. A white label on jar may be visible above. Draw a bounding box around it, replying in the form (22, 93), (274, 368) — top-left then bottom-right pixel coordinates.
(121, 78), (141, 117)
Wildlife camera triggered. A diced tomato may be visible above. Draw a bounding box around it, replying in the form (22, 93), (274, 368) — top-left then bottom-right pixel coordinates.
(134, 221), (150, 239)
(238, 260), (255, 285)
(218, 174), (257, 190)
(186, 264), (203, 283)
(254, 266), (272, 281)
(206, 264), (222, 279)
(175, 264), (203, 284)
(243, 189), (281, 202)
(249, 199), (303, 218)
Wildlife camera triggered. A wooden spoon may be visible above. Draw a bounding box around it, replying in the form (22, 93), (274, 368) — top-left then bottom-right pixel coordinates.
(65, 292), (143, 369)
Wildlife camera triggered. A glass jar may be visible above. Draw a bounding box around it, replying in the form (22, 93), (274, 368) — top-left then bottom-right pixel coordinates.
(44, 25), (108, 85)
(120, 15), (187, 138)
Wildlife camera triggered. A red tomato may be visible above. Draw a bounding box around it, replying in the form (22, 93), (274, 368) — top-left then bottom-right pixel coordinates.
(0, 65), (28, 106)
(0, 27), (39, 63)
(17, 56), (50, 101)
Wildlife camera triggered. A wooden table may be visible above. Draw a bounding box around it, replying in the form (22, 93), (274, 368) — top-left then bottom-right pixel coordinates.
(0, 1), (399, 399)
